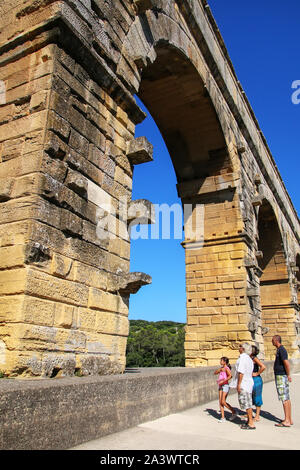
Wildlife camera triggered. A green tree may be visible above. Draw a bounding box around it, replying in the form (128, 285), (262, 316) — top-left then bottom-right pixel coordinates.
(126, 320), (185, 368)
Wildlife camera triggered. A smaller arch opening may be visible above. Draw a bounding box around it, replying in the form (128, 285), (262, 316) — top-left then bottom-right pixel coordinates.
(257, 201), (292, 359)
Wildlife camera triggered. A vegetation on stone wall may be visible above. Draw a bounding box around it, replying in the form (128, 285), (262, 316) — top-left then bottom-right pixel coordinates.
(126, 320), (185, 368)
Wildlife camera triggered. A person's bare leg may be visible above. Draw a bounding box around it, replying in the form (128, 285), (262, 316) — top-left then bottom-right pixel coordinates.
(254, 406), (261, 422)
(219, 390), (225, 419)
(223, 392), (235, 415)
(246, 408), (255, 428)
(281, 400), (292, 425)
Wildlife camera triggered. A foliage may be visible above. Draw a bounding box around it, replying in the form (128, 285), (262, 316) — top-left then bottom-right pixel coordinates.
(0, 370), (5, 378)
(126, 320), (185, 368)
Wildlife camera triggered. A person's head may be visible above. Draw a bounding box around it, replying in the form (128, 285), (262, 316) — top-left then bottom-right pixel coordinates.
(220, 356), (231, 369)
(272, 335), (282, 348)
(251, 345), (259, 358)
(239, 342), (252, 356)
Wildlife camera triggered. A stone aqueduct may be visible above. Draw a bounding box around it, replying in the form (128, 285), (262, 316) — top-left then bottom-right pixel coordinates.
(0, 0), (299, 377)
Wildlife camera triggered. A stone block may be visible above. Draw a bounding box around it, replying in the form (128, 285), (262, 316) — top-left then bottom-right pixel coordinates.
(51, 253), (73, 278)
(128, 199), (155, 226)
(0, 177), (14, 201)
(0, 268), (27, 295)
(54, 304), (76, 329)
(26, 269), (89, 307)
(65, 169), (88, 197)
(0, 245), (24, 269)
(126, 137), (153, 165)
(88, 288), (128, 314)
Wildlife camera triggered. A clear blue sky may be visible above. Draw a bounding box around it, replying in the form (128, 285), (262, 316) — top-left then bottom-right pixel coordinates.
(129, 1), (300, 324)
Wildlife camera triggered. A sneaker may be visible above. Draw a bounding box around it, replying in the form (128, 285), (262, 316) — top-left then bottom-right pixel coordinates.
(218, 418), (226, 423)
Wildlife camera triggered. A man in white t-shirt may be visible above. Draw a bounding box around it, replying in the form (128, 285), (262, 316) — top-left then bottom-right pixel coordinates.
(231, 343), (255, 429)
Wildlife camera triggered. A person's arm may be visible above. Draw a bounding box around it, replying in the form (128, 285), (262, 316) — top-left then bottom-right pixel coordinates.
(253, 357), (266, 377)
(214, 367), (221, 376)
(280, 347), (292, 382)
(237, 372), (243, 393)
(283, 359), (292, 382)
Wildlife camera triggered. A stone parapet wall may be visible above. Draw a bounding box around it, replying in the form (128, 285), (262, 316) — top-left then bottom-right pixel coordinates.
(1, 361), (300, 450)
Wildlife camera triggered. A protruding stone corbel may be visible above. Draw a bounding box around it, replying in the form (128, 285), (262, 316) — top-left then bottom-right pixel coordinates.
(244, 256), (263, 277)
(261, 326), (269, 336)
(254, 266), (263, 278)
(251, 195), (263, 207)
(118, 272), (152, 295)
(244, 256), (257, 269)
(65, 170), (88, 197)
(248, 320), (258, 333)
(247, 287), (260, 297)
(128, 199), (155, 226)
(126, 137), (153, 165)
(254, 174), (262, 186)
(25, 242), (51, 265)
(237, 143), (246, 154)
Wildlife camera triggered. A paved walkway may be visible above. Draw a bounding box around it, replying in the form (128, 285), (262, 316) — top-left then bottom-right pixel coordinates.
(72, 374), (300, 451)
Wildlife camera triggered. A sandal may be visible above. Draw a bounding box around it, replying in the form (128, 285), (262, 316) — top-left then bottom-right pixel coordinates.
(240, 424), (256, 430)
(275, 422), (290, 427)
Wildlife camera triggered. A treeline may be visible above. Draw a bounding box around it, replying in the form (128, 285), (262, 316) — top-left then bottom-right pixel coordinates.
(126, 320), (185, 368)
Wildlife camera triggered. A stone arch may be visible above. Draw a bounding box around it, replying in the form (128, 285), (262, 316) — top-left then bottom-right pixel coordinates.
(118, 11), (238, 151)
(256, 200), (296, 359)
(121, 15), (248, 367)
(0, 0), (299, 376)
(137, 44), (232, 183)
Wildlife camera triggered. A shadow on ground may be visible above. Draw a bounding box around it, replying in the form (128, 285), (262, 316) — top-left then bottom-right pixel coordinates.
(205, 407), (282, 425)
(205, 408), (244, 426)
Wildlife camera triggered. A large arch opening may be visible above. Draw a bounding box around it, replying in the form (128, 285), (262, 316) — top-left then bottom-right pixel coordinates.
(257, 201), (292, 359)
(128, 45), (245, 367)
(126, 97), (187, 368)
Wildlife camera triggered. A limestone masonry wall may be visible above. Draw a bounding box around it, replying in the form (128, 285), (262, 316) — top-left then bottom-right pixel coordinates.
(0, 0), (299, 376)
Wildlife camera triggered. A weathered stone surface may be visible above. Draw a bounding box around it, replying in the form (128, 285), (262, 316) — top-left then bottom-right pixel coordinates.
(0, 0), (299, 377)
(128, 199), (155, 226)
(117, 272), (152, 295)
(126, 137), (153, 165)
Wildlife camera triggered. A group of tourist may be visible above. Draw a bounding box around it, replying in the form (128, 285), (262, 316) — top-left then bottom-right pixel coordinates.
(214, 335), (293, 429)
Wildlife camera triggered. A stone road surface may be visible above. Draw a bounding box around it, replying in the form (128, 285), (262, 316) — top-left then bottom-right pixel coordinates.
(71, 373), (300, 451)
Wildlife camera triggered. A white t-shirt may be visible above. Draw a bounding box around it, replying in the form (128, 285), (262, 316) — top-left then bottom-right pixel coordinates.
(230, 353), (254, 393)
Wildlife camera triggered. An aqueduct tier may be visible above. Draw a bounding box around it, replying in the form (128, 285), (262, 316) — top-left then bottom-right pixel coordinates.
(0, 0), (299, 377)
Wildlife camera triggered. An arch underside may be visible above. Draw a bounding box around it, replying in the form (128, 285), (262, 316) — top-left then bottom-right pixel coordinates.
(258, 201), (299, 359)
(136, 43), (251, 367)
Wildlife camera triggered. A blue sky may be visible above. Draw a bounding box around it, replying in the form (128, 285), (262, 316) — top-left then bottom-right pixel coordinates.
(128, 1), (300, 324)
